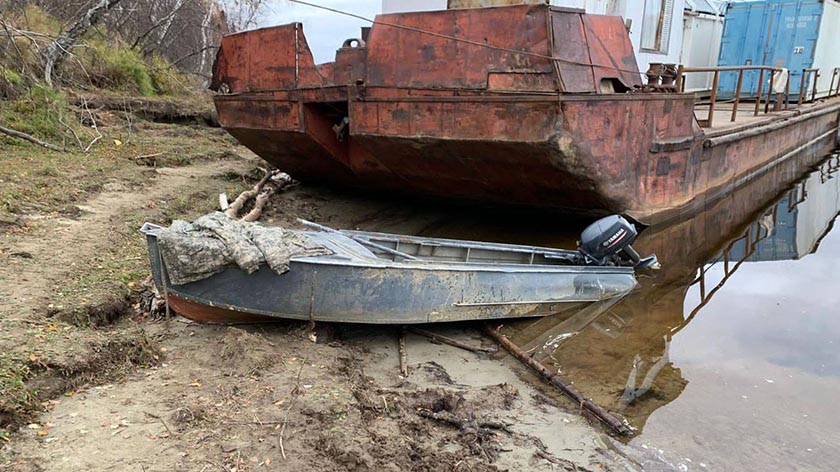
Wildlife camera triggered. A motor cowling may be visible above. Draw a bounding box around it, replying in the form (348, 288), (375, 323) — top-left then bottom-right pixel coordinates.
(578, 215), (660, 269)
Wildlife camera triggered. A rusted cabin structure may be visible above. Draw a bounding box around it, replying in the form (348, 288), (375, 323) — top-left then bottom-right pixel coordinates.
(210, 4), (840, 224)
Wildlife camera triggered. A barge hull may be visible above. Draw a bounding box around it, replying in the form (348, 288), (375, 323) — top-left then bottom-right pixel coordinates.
(210, 5), (840, 224)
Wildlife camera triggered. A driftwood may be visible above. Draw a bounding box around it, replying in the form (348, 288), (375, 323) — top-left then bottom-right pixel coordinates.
(240, 186), (277, 222)
(399, 328), (408, 376)
(225, 170), (277, 218)
(0, 123), (63, 151)
(483, 325), (632, 436)
(224, 170), (292, 221)
(417, 408), (512, 434)
(407, 327), (497, 354)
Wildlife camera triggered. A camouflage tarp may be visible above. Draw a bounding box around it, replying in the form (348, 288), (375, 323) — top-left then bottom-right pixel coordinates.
(157, 212), (331, 285)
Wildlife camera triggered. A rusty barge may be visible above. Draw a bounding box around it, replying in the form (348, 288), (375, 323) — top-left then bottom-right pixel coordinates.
(209, 4), (840, 224)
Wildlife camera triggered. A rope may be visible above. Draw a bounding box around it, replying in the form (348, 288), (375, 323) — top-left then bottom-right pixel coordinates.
(286, 0), (646, 77)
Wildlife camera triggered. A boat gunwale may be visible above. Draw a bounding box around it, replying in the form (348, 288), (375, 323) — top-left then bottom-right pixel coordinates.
(141, 223), (636, 275)
(288, 254), (635, 273)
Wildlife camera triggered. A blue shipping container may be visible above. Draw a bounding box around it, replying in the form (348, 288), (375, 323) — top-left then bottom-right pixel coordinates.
(717, 0), (827, 99)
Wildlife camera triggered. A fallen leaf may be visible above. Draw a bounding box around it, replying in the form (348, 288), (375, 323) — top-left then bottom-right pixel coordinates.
(114, 139), (123, 148)
(37, 429), (48, 437)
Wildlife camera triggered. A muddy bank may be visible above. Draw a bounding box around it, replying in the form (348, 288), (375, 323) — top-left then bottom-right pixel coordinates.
(5, 320), (636, 471)
(0, 119), (649, 471)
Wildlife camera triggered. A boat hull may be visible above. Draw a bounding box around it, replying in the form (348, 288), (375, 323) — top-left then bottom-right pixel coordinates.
(144, 231), (637, 324)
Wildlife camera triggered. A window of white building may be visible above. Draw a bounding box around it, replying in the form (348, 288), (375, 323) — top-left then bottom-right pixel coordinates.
(641, 0), (674, 54)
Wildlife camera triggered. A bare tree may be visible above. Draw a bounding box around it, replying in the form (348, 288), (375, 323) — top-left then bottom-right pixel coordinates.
(42, 0), (123, 86)
(4, 0), (266, 89)
(217, 0), (265, 32)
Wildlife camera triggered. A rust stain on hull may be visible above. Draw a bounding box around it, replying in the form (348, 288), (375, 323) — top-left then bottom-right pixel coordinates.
(210, 4), (840, 224)
(167, 294), (280, 324)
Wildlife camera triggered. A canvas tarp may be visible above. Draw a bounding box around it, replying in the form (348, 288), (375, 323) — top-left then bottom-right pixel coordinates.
(157, 212), (331, 285)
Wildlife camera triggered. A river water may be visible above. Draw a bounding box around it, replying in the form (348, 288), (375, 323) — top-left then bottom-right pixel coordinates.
(499, 154), (840, 470)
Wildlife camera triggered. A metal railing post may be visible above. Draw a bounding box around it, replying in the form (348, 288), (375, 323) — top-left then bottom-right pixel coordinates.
(708, 70), (720, 127)
(835, 68), (840, 97)
(785, 74), (791, 110)
(799, 69), (807, 106)
(675, 65), (684, 92)
(812, 70), (820, 102)
(755, 69), (765, 116)
(766, 69), (775, 113)
(731, 69), (744, 122)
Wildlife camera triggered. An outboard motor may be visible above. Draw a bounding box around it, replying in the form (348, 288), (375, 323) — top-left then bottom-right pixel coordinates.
(578, 215), (660, 269)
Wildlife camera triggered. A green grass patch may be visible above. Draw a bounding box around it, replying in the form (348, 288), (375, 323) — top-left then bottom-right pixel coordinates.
(0, 84), (79, 144)
(0, 354), (40, 428)
(1, 68), (22, 87)
(86, 40), (155, 96)
(83, 41), (192, 97)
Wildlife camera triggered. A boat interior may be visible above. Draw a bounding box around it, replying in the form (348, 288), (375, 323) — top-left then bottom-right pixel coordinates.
(339, 229), (584, 266)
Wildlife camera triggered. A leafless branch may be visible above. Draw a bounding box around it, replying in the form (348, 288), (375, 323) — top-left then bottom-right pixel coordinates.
(0, 122), (64, 152)
(170, 44), (218, 67)
(58, 114), (84, 150)
(81, 97), (103, 153)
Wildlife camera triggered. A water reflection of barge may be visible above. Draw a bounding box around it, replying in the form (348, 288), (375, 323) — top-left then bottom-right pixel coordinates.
(210, 4), (840, 224)
(508, 152), (840, 432)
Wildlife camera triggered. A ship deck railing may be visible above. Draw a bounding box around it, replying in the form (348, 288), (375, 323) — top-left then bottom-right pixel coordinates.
(676, 65), (840, 129)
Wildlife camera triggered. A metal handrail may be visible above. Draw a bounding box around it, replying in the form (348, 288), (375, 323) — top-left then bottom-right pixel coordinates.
(798, 68), (820, 105)
(676, 64), (840, 128)
(675, 65), (785, 127)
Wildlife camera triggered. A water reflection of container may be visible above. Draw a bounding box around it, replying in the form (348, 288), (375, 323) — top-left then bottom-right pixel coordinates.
(507, 154), (840, 435)
(717, 0), (840, 99)
(726, 157), (840, 262)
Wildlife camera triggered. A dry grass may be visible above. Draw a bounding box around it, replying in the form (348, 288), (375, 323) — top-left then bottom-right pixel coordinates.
(0, 114), (255, 435)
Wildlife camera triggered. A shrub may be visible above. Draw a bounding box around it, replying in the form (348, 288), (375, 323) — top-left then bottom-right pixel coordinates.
(86, 39), (156, 96)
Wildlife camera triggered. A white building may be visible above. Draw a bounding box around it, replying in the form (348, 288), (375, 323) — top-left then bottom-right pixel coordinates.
(680, 0), (724, 92)
(381, 0), (686, 78)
